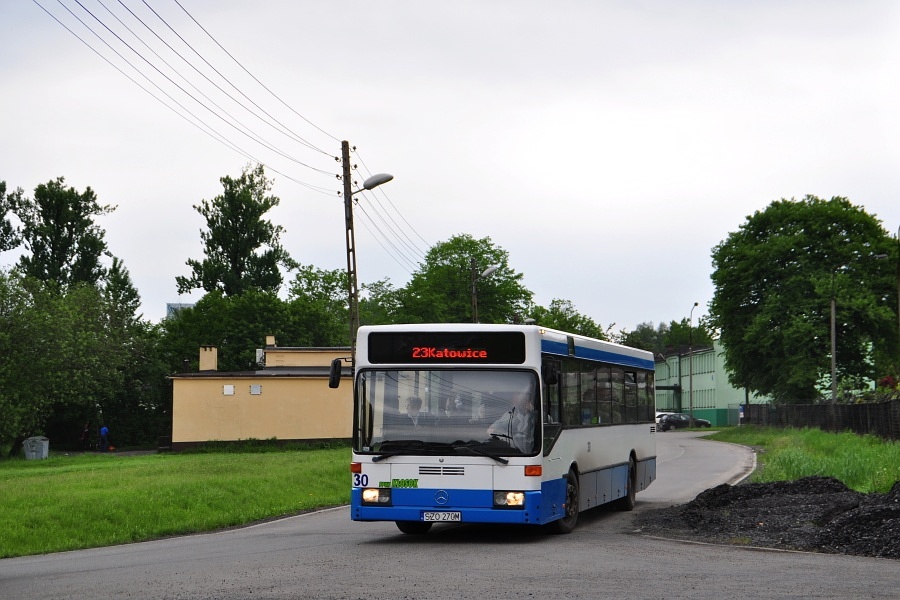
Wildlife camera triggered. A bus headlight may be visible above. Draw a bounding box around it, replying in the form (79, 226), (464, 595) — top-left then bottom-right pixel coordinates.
(493, 491), (525, 508)
(361, 488), (392, 505)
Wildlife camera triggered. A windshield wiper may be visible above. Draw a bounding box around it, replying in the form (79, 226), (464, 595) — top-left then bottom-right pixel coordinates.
(372, 451), (400, 462)
(452, 441), (509, 464)
(371, 439), (427, 462)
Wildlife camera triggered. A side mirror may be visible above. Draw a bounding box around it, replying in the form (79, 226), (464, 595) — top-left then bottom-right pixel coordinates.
(328, 358), (344, 389)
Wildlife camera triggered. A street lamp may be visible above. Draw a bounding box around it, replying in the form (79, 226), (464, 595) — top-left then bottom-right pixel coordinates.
(829, 266), (847, 402)
(689, 302), (699, 425)
(471, 259), (499, 323)
(341, 140), (393, 366)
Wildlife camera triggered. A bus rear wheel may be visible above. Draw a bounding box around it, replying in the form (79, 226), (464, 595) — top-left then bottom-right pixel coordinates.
(549, 469), (579, 534)
(615, 456), (636, 511)
(396, 521), (433, 535)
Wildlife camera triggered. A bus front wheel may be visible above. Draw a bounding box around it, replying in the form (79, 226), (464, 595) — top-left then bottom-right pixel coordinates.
(549, 469), (579, 534)
(396, 521), (433, 535)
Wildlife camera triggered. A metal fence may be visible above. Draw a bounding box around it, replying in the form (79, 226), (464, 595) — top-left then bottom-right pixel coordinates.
(743, 400), (900, 441)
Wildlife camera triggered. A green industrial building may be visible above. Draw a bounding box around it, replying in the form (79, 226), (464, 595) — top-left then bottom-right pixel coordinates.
(655, 341), (770, 426)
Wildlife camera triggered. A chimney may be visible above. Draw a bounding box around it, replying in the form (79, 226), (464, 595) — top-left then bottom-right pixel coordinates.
(266, 335), (276, 346)
(199, 346), (218, 371)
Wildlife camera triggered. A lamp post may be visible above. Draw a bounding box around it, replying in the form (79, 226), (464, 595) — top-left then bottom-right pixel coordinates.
(689, 302), (698, 425)
(341, 140), (393, 366)
(894, 226), (900, 358)
(470, 259), (499, 323)
(893, 226), (900, 357)
(830, 268), (838, 402)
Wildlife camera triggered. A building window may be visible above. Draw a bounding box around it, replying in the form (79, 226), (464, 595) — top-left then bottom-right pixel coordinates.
(250, 384), (262, 395)
(223, 385), (235, 396)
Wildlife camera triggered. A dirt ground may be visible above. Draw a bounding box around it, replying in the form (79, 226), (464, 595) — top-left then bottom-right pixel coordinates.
(634, 476), (900, 559)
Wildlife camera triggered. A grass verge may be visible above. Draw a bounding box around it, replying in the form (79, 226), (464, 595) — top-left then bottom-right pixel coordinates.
(708, 426), (900, 494)
(0, 445), (349, 559)
(3, 428), (897, 558)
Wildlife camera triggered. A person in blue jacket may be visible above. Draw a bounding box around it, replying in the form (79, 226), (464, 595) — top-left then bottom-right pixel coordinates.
(99, 425), (109, 452)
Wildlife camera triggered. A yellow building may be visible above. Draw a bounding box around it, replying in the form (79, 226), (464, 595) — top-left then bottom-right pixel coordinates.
(169, 336), (352, 450)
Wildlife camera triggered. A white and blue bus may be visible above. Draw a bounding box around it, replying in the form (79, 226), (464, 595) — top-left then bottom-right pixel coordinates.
(331, 323), (656, 534)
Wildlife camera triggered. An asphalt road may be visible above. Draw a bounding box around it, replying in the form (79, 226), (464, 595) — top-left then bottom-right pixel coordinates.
(2, 432), (898, 600)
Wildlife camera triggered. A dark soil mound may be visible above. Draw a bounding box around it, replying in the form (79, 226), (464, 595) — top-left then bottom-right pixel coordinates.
(635, 476), (900, 559)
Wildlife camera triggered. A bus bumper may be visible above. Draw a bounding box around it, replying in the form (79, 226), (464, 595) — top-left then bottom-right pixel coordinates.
(351, 480), (567, 526)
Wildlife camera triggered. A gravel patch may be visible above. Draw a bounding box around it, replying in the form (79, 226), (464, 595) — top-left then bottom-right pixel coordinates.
(634, 476), (900, 559)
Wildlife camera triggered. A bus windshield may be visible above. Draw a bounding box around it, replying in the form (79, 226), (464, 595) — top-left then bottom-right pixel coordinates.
(355, 369), (540, 457)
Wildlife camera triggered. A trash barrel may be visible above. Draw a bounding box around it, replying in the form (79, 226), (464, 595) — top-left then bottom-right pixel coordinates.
(23, 436), (49, 460)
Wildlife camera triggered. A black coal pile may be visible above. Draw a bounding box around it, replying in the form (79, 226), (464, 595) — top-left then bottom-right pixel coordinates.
(634, 476), (900, 559)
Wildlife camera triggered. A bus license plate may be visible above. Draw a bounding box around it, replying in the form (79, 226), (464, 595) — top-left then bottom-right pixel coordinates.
(423, 511), (461, 522)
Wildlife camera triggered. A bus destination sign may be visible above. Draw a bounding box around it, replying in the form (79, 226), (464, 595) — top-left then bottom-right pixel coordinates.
(367, 331), (526, 364)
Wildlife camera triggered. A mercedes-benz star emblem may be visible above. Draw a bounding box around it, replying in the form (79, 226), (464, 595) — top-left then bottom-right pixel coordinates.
(434, 490), (449, 505)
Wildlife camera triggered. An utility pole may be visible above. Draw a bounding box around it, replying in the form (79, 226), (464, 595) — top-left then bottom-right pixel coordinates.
(339, 141), (393, 369)
(830, 291), (837, 402)
(689, 301), (698, 425)
(341, 141), (359, 366)
(470, 258), (478, 323)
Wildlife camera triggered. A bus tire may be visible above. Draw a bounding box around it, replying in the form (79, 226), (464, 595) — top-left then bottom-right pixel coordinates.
(549, 469), (579, 534)
(615, 456), (637, 511)
(396, 521), (433, 535)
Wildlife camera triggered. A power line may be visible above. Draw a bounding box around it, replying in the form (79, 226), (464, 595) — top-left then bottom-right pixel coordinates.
(354, 202), (421, 273)
(137, 0), (333, 156)
(37, 1), (433, 265)
(68, 0), (333, 176)
(38, 0), (336, 193)
(356, 152), (431, 252)
(354, 191), (425, 266)
(170, 0), (341, 146)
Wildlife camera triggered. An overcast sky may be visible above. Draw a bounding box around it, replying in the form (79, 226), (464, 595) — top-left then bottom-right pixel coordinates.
(2, 1), (899, 332)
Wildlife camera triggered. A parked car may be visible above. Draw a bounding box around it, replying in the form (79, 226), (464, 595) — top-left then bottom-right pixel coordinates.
(655, 412), (673, 424)
(658, 413), (711, 431)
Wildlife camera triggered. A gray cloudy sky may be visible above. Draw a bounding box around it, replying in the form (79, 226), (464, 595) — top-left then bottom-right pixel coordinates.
(2, 1), (899, 331)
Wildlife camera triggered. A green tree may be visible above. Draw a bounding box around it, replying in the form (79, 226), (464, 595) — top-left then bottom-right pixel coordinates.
(287, 264), (349, 346)
(397, 234), (532, 323)
(14, 177), (114, 286)
(160, 290), (298, 373)
(618, 322), (662, 352)
(0, 181), (21, 253)
(615, 320), (712, 354)
(360, 278), (401, 326)
(176, 164), (295, 296)
(529, 298), (607, 339)
(709, 195), (895, 402)
(89, 259), (170, 447)
(0, 273), (125, 453)
(0, 269), (30, 452)
(664, 317), (713, 350)
(102, 257), (142, 330)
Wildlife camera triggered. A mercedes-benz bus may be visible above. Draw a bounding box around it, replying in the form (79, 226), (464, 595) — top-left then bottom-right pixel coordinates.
(330, 323), (656, 534)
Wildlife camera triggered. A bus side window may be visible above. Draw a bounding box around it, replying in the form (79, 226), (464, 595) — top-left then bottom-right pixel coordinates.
(562, 366), (580, 426)
(624, 371), (638, 422)
(542, 359), (561, 423)
(580, 369), (597, 424)
(636, 371), (650, 422)
(609, 367), (624, 423)
(596, 366), (611, 424)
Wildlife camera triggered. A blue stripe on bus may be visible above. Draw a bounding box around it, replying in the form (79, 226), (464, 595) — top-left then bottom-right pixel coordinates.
(541, 339), (655, 370)
(350, 478), (569, 526)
